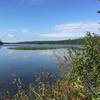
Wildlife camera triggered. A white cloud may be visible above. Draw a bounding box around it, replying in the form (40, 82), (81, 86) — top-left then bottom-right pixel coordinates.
(1, 21), (100, 42)
(7, 29), (31, 34)
(40, 22), (100, 39)
(7, 34), (14, 38)
(21, 29), (31, 33)
(53, 22), (100, 33)
(7, 29), (17, 32)
(40, 33), (79, 38)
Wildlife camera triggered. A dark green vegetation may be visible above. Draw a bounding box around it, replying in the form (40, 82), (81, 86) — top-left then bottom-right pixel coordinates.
(11, 38), (85, 45)
(66, 33), (100, 100)
(1, 33), (100, 100)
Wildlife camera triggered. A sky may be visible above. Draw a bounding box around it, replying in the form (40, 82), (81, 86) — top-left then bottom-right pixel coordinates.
(0, 0), (100, 42)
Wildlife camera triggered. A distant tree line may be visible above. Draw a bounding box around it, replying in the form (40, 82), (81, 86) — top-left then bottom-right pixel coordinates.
(1, 35), (100, 45)
(15, 38), (85, 45)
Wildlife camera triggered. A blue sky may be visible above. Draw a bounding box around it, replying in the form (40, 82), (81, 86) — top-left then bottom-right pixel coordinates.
(0, 0), (100, 42)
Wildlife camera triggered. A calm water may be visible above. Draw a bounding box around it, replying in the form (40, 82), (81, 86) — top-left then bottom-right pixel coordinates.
(0, 44), (80, 91)
(0, 44), (62, 91)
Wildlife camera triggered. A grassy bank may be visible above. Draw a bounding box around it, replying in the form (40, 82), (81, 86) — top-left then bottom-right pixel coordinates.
(9, 45), (82, 50)
(9, 45), (71, 50)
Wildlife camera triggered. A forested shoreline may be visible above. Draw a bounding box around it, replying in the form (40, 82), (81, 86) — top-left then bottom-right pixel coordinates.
(3, 36), (100, 45)
(7, 38), (85, 45)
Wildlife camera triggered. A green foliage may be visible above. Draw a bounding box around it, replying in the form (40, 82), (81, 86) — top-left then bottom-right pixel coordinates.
(67, 32), (100, 99)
